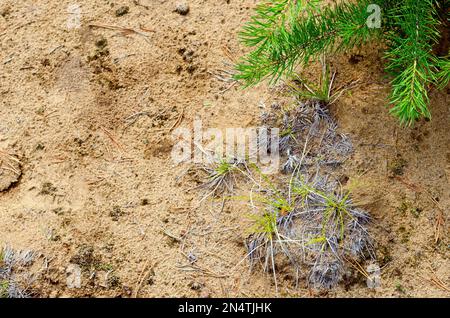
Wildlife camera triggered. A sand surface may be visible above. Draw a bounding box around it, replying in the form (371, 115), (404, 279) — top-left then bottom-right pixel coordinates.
(0, 0), (448, 297)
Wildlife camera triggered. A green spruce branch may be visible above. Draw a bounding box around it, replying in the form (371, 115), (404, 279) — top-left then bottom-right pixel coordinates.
(236, 0), (450, 125)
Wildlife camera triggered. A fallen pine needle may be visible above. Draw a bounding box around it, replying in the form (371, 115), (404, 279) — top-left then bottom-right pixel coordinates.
(89, 23), (154, 44)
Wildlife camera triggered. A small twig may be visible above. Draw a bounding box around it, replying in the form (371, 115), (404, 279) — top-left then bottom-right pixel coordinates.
(219, 81), (237, 94)
(133, 0), (150, 10)
(3, 55), (14, 64)
(222, 45), (237, 63)
(123, 111), (150, 131)
(422, 266), (450, 293)
(344, 256), (370, 279)
(89, 23), (154, 45)
(100, 126), (125, 153)
(329, 78), (362, 105)
(176, 263), (228, 278)
(133, 260), (149, 298)
(1, 165), (20, 175)
(48, 45), (64, 55)
(168, 107), (185, 132)
(113, 53), (137, 64)
(162, 229), (182, 242)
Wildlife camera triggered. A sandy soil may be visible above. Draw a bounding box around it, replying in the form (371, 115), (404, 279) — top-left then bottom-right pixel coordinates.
(0, 0), (448, 298)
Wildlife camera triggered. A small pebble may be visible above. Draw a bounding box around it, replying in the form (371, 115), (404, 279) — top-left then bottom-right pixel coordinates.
(189, 281), (203, 291)
(175, 3), (190, 16)
(115, 6), (130, 17)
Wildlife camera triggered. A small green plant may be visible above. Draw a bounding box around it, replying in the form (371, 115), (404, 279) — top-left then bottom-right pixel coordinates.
(236, 0), (450, 125)
(0, 280), (9, 298)
(286, 58), (335, 103)
(245, 191), (293, 293)
(191, 102), (373, 290)
(0, 247), (35, 298)
(438, 58), (450, 88)
(248, 211), (278, 239)
(199, 157), (243, 197)
(395, 281), (406, 294)
(292, 178), (355, 243)
(243, 163), (373, 289)
(213, 159), (236, 177)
